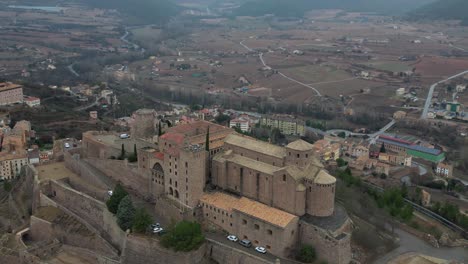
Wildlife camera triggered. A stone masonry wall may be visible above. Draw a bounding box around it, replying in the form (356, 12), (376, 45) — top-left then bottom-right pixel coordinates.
(41, 180), (126, 251)
(206, 239), (274, 264)
(299, 221), (351, 264)
(84, 158), (150, 199)
(121, 234), (206, 264)
(64, 151), (109, 190)
(29, 215), (119, 259)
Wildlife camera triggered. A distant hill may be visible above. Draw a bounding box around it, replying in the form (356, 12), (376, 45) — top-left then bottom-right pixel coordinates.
(79, 0), (181, 24)
(409, 0), (468, 25)
(234, 0), (434, 17)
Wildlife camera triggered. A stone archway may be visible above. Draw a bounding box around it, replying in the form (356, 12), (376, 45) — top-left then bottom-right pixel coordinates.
(152, 163), (164, 178)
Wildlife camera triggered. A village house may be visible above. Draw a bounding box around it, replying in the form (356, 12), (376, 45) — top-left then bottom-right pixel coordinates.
(435, 162), (453, 178)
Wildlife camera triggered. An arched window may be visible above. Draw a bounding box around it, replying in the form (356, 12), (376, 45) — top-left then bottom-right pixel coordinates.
(169, 187), (173, 196)
(175, 190), (180, 198)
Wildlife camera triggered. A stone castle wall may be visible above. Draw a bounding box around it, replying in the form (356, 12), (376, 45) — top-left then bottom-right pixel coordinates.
(40, 180), (126, 251)
(121, 234), (206, 264)
(84, 158), (150, 199)
(299, 220), (351, 264)
(29, 215), (119, 259)
(206, 239), (274, 264)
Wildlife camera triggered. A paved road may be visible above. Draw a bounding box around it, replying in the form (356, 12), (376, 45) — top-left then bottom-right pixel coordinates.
(421, 70), (468, 119)
(73, 96), (100, 111)
(306, 119), (395, 141)
(67, 63), (79, 77)
(240, 40), (322, 96)
(373, 228), (468, 263)
(206, 233), (278, 263)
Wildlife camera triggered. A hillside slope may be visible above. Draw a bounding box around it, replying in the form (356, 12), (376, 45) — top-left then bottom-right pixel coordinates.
(79, 0), (181, 24)
(410, 0), (468, 24)
(234, 0), (434, 17)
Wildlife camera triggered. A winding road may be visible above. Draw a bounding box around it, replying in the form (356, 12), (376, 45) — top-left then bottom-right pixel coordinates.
(421, 70), (468, 119)
(240, 40), (322, 96)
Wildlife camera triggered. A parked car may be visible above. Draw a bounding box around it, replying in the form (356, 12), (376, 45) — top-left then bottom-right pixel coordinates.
(64, 142), (71, 148)
(153, 227), (164, 235)
(227, 235), (238, 242)
(239, 239), (252, 248)
(107, 190), (113, 196)
(119, 133), (130, 139)
(255, 246), (267, 254)
(151, 223), (161, 229)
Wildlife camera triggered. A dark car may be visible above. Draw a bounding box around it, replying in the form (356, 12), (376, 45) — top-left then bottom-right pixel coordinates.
(239, 239), (252, 248)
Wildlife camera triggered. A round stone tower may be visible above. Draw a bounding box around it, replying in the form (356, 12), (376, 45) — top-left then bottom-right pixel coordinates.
(305, 170), (336, 217)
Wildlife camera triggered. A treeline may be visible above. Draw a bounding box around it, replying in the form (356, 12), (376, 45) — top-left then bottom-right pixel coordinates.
(78, 0), (181, 25)
(431, 201), (468, 229)
(234, 0), (433, 17)
(409, 0), (468, 24)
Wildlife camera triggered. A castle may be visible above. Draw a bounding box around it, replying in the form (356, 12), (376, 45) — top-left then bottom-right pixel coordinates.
(81, 114), (352, 264)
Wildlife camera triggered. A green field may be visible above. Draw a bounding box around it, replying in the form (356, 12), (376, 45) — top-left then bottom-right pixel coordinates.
(131, 26), (162, 44)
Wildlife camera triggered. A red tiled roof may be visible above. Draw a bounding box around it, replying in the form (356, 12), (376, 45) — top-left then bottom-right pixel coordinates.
(154, 152), (164, 161)
(166, 147), (180, 157)
(160, 132), (185, 145)
(379, 135), (413, 146)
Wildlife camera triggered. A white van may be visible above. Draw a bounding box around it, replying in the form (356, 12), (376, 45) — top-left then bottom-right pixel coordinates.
(119, 133), (129, 139)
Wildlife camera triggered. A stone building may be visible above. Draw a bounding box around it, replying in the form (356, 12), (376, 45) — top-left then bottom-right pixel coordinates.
(81, 118), (351, 264)
(0, 82), (23, 106)
(130, 109), (157, 140)
(0, 151), (28, 179)
(210, 134), (351, 263)
(260, 115), (305, 136)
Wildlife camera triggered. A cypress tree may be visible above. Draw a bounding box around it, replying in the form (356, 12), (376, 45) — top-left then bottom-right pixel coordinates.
(158, 121), (162, 136)
(205, 127), (210, 151)
(133, 144), (137, 160)
(120, 144), (126, 160)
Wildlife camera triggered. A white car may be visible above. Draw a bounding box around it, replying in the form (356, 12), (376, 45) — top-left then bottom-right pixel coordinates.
(226, 235), (238, 242)
(64, 142), (71, 148)
(255, 246), (267, 254)
(107, 190), (113, 196)
(153, 227), (164, 234)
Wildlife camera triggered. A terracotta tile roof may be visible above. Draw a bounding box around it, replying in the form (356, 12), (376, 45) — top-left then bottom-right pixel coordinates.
(166, 120), (229, 135)
(224, 134), (285, 159)
(165, 147), (180, 157)
(200, 192), (297, 228)
(286, 140), (314, 151)
(160, 133), (185, 145)
(154, 152), (164, 161)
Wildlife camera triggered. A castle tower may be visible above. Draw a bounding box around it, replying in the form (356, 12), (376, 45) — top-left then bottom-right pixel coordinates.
(305, 170), (336, 217)
(130, 109), (157, 139)
(285, 140), (314, 168)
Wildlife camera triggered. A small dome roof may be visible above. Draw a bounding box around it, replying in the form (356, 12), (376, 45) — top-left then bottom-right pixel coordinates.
(286, 140), (314, 151)
(314, 170), (336, 185)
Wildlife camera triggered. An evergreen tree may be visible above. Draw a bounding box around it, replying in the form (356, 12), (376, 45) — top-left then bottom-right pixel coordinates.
(130, 144), (138, 162)
(116, 195), (135, 231)
(158, 121), (162, 136)
(106, 183), (128, 214)
(133, 208), (153, 233)
(119, 144), (126, 160)
(205, 127), (210, 151)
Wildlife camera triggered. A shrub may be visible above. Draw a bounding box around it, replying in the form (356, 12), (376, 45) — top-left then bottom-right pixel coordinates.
(106, 184), (128, 214)
(296, 244), (316, 263)
(133, 208), (153, 233)
(116, 195), (135, 231)
(161, 221), (205, 251)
